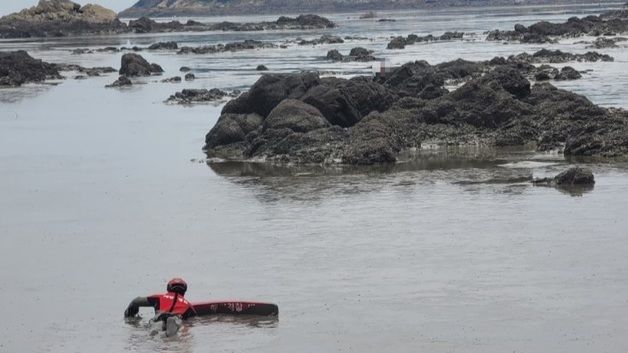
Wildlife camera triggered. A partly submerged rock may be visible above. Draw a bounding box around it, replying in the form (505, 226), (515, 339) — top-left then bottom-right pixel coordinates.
(326, 47), (378, 62)
(167, 88), (240, 104)
(105, 75), (132, 88)
(148, 41), (178, 50)
(532, 167), (596, 195)
(298, 35), (344, 45)
(178, 40), (276, 55)
(0, 50), (62, 87)
(554, 167), (595, 185)
(119, 53), (163, 77)
(387, 32), (464, 49)
(161, 76), (182, 83)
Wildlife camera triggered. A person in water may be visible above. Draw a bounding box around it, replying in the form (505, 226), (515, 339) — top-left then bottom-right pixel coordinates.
(124, 278), (195, 336)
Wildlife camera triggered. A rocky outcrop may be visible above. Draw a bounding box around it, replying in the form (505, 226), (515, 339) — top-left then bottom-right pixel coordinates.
(166, 89), (240, 104)
(487, 9), (628, 43)
(256, 65), (269, 71)
(178, 40), (276, 55)
(326, 47), (379, 62)
(0, 3), (335, 38)
(119, 53), (163, 76)
(204, 59), (628, 164)
(387, 32), (464, 49)
(0, 0), (126, 38)
(0, 50), (62, 87)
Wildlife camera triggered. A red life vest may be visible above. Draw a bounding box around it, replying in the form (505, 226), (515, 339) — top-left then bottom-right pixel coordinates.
(156, 292), (192, 316)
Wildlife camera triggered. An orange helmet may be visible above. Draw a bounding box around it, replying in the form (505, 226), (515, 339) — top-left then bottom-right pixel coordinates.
(167, 278), (188, 295)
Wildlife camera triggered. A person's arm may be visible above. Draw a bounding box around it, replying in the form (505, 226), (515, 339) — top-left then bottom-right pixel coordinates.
(124, 296), (156, 318)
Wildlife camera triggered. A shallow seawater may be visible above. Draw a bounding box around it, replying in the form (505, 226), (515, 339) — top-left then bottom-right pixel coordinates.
(1, 4), (628, 353)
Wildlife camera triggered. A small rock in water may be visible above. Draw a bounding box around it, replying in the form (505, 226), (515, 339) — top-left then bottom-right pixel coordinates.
(179, 66), (191, 72)
(119, 53), (163, 77)
(106, 76), (132, 88)
(326, 49), (344, 62)
(555, 66), (582, 80)
(256, 65), (269, 71)
(554, 167), (595, 185)
(148, 41), (178, 50)
(184, 73), (195, 81)
(326, 47), (377, 62)
(71, 48), (93, 55)
(167, 88), (240, 104)
(162, 76), (182, 83)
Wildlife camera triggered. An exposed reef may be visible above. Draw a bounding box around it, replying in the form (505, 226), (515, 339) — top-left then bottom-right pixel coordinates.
(177, 40), (276, 55)
(203, 57), (628, 165)
(487, 9), (628, 43)
(387, 32), (465, 49)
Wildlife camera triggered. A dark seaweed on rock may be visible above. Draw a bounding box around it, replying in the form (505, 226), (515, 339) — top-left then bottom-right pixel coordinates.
(487, 9), (628, 43)
(204, 58), (628, 165)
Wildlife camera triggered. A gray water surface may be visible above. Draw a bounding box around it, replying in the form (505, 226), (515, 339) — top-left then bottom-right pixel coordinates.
(1, 4), (628, 353)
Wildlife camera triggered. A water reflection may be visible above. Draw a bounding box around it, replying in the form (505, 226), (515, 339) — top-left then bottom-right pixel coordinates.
(189, 315), (278, 329)
(0, 84), (56, 104)
(204, 146), (611, 200)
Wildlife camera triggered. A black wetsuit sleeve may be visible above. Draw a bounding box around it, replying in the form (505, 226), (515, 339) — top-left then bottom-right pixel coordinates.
(124, 296), (159, 317)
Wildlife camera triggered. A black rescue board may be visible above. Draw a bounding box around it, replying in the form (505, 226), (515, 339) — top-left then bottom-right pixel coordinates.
(191, 301), (278, 316)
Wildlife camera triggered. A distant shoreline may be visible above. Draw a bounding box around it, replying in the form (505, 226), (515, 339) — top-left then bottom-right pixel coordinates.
(119, 0), (625, 18)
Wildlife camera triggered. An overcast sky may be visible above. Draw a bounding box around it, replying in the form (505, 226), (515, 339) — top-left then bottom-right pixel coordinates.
(1, 0), (134, 16)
